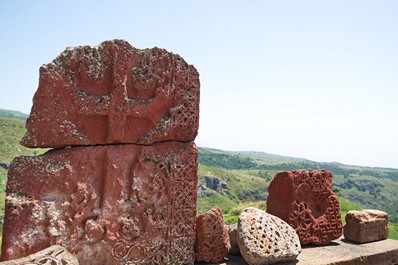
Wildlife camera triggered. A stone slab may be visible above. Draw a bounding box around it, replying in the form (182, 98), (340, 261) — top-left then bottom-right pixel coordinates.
(2, 141), (198, 265)
(344, 209), (388, 243)
(267, 170), (343, 245)
(0, 245), (78, 265)
(195, 205), (231, 263)
(196, 237), (398, 265)
(21, 39), (200, 148)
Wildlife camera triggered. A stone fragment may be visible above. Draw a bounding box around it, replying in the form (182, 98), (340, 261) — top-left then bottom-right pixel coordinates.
(267, 170), (343, 245)
(227, 223), (241, 256)
(344, 209), (388, 243)
(209, 237), (398, 265)
(0, 245), (78, 265)
(195, 205), (231, 263)
(21, 39), (200, 148)
(237, 207), (301, 265)
(1, 142), (198, 265)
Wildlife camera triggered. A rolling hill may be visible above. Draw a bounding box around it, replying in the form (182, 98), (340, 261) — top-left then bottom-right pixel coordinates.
(0, 108), (28, 120)
(198, 147), (398, 221)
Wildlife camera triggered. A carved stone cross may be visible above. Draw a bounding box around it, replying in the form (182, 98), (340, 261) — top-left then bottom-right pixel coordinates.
(21, 40), (199, 148)
(77, 50), (171, 143)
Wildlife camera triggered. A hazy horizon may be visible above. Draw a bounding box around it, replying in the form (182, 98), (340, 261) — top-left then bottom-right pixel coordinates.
(1, 106), (398, 169)
(1, 1), (397, 168)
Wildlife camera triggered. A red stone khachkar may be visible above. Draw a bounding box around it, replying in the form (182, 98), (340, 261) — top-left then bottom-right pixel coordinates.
(194, 205), (231, 263)
(2, 39), (200, 265)
(21, 40), (199, 148)
(2, 142), (198, 264)
(267, 170), (343, 245)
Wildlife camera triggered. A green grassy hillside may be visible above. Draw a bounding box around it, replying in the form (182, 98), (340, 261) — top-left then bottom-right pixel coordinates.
(199, 147), (398, 223)
(0, 108), (28, 120)
(0, 117), (46, 164)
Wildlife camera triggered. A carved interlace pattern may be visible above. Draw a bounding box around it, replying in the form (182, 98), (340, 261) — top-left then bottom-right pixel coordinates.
(19, 246), (76, 265)
(287, 170), (343, 245)
(4, 40), (199, 264)
(3, 143), (198, 265)
(195, 206), (230, 263)
(108, 146), (198, 264)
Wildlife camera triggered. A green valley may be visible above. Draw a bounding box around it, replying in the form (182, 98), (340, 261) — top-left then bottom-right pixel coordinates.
(198, 147), (398, 224)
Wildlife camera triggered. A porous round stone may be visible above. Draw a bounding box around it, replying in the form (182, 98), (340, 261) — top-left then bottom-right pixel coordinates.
(344, 209), (388, 243)
(21, 39), (200, 148)
(267, 170), (343, 245)
(195, 205), (231, 263)
(237, 207), (301, 265)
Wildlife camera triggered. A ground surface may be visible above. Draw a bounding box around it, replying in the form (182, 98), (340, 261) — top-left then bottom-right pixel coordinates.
(196, 237), (398, 265)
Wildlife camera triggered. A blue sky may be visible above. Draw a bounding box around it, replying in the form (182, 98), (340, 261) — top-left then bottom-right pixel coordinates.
(1, 1), (398, 168)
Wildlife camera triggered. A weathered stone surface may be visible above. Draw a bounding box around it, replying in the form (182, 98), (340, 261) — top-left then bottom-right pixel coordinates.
(195, 205), (231, 263)
(267, 170), (343, 245)
(198, 237), (398, 265)
(344, 209), (388, 243)
(21, 39), (200, 148)
(2, 142), (198, 265)
(237, 207), (301, 265)
(0, 245), (78, 265)
(227, 223), (240, 256)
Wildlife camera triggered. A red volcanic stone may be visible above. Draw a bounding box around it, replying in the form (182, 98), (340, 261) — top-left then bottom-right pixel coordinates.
(2, 142), (198, 265)
(195, 205), (231, 263)
(0, 245), (78, 265)
(21, 39), (200, 148)
(267, 170), (343, 245)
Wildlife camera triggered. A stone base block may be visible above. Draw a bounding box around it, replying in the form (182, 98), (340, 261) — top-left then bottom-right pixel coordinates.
(344, 209), (388, 243)
(2, 142), (198, 265)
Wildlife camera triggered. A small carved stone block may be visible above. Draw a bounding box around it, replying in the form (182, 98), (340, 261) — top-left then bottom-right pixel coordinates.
(344, 209), (388, 243)
(21, 39), (200, 148)
(195, 205), (231, 263)
(267, 170), (343, 245)
(0, 245), (78, 265)
(1, 142), (198, 265)
(237, 207), (301, 265)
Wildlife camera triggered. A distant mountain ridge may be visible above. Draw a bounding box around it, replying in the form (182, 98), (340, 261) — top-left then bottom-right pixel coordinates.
(199, 147), (398, 174)
(0, 108), (28, 120)
(235, 150), (307, 161)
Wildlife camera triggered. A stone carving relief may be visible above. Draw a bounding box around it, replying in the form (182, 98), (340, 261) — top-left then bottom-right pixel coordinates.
(2, 142), (198, 264)
(0, 245), (78, 265)
(267, 170), (343, 245)
(195, 205), (231, 263)
(21, 40), (200, 148)
(2, 39), (199, 265)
